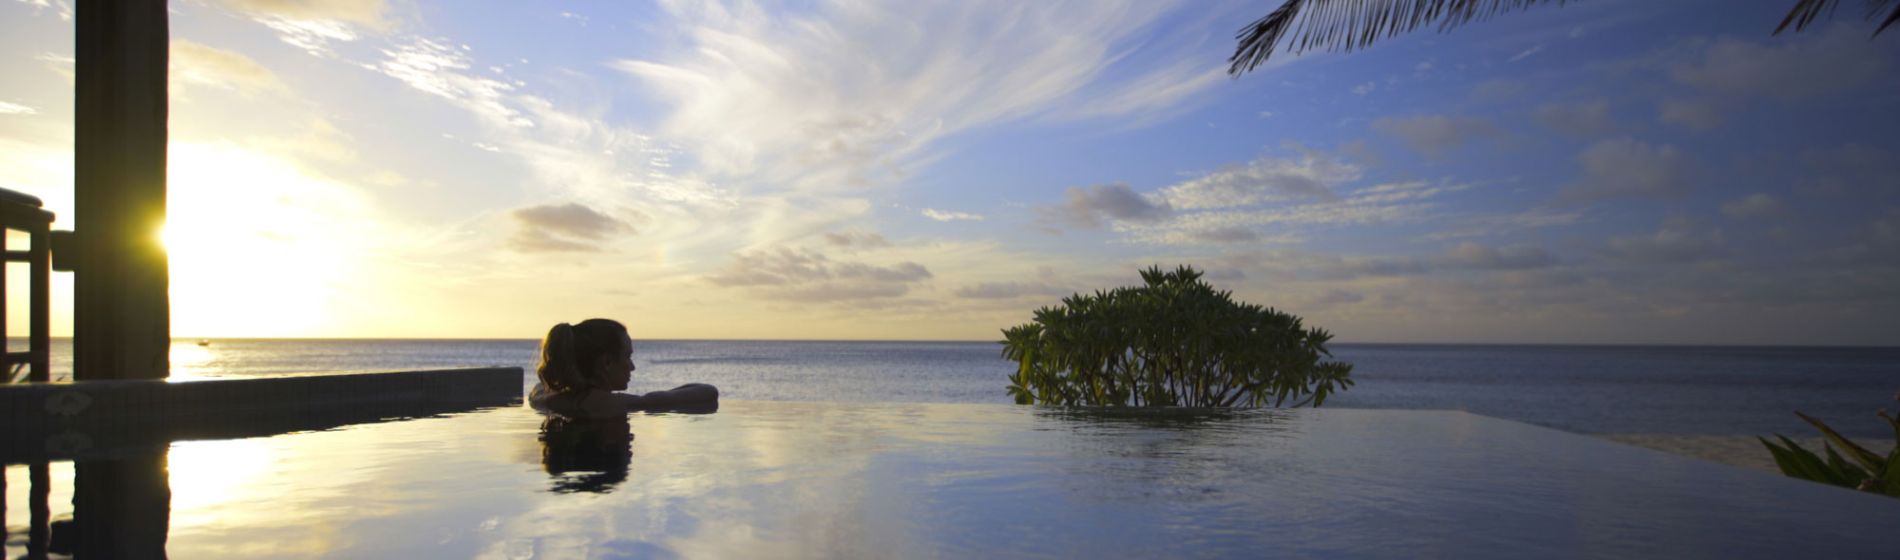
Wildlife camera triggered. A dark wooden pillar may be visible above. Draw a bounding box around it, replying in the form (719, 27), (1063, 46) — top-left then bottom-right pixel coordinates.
(74, 0), (170, 380)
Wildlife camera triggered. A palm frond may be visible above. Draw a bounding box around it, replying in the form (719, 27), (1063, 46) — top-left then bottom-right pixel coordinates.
(1228, 0), (1570, 77)
(1230, 0), (1900, 77)
(1775, 0), (1900, 36)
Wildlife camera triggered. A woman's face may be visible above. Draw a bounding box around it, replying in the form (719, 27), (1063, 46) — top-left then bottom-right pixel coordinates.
(597, 333), (635, 391)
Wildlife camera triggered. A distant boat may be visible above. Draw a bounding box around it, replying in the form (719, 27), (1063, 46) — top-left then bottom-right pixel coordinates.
(197, 339), (211, 347)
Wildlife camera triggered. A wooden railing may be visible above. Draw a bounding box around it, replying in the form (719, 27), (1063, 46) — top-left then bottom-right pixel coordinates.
(0, 186), (52, 383)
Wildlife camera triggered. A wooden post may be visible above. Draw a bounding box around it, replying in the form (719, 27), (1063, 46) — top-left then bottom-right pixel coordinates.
(73, 0), (170, 381)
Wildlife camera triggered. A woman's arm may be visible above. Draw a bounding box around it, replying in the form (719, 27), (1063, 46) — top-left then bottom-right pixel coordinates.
(584, 383), (718, 415)
(636, 383), (720, 407)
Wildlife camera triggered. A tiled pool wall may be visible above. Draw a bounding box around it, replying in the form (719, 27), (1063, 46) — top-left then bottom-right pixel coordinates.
(0, 367), (521, 464)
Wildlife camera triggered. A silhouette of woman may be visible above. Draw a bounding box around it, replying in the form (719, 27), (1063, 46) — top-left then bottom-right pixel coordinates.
(528, 318), (719, 418)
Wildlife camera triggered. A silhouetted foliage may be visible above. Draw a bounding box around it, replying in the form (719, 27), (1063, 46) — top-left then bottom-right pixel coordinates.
(1228, 0), (1900, 77)
(1758, 392), (1900, 498)
(1002, 265), (1353, 407)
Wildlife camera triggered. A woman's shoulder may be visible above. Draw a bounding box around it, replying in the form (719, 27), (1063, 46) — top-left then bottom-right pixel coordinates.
(530, 383), (635, 418)
(529, 382), (585, 413)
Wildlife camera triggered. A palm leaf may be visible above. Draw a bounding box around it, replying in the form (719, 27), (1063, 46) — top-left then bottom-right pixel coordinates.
(1231, 0), (1900, 77)
(1776, 0), (1900, 37)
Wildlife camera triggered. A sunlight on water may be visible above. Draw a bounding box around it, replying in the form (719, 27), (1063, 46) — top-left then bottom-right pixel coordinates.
(11, 402), (1896, 558)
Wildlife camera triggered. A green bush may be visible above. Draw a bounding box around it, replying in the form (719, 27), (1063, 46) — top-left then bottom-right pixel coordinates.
(1001, 265), (1354, 407)
(1758, 393), (1900, 498)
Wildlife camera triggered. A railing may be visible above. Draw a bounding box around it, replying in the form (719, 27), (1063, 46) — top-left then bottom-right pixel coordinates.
(0, 186), (52, 383)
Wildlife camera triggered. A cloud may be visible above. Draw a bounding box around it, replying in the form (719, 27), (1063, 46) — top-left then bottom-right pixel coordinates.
(212, 0), (388, 26)
(256, 17), (361, 55)
(953, 281), (1074, 300)
(1042, 183), (1174, 229)
(707, 247), (931, 302)
(170, 40), (287, 97)
(1560, 138), (1690, 201)
(0, 101), (36, 115)
(610, 1), (1220, 193)
(1604, 220), (1725, 264)
(1107, 150), (1472, 247)
(1372, 115), (1501, 156)
(508, 203), (634, 253)
(1470, 79), (1525, 100)
(1533, 100), (1614, 136)
(1657, 98), (1723, 131)
(921, 208), (984, 222)
(1443, 242), (1556, 270)
(1159, 149), (1356, 210)
(215, 0), (392, 56)
(1350, 82), (1377, 95)
(1670, 27), (1887, 100)
(823, 231), (889, 248)
(34, 52), (74, 81)
(376, 37), (530, 128)
(1799, 143), (1898, 195)
(1508, 44), (1546, 62)
(12, 0), (71, 21)
(1426, 209), (1584, 241)
(1309, 289), (1365, 307)
(1720, 193), (1782, 220)
(1058, 65), (1227, 122)
(1192, 226), (1262, 243)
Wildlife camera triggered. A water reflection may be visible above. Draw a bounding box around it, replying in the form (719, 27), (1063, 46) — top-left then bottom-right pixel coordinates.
(6, 452), (172, 558)
(537, 402), (718, 495)
(538, 417), (633, 494)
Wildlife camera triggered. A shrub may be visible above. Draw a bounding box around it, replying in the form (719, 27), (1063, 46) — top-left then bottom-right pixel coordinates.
(1758, 393), (1900, 498)
(1002, 265), (1354, 407)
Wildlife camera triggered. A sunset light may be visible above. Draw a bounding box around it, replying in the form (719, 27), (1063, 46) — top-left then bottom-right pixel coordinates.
(4, 1), (1899, 558)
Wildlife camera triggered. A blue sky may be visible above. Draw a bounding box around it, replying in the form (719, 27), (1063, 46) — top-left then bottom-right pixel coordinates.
(1, 0), (1897, 343)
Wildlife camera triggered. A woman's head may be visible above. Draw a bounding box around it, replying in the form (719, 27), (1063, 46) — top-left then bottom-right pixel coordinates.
(536, 318), (633, 393)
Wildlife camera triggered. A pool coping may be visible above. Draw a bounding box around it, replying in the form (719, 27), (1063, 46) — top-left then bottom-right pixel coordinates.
(1, 367), (522, 463)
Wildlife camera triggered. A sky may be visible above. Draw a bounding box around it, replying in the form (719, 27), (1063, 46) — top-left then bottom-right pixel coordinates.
(0, 0), (1897, 344)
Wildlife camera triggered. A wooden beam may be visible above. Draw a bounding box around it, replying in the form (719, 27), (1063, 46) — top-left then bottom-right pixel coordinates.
(74, 0), (170, 380)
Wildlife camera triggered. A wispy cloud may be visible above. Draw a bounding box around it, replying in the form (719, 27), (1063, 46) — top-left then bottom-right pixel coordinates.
(1533, 99), (1614, 136)
(1560, 138), (1691, 202)
(707, 246), (932, 302)
(921, 209), (984, 222)
(610, 0), (1219, 193)
(1160, 149), (1353, 210)
(1670, 26), (1888, 100)
(0, 100), (36, 115)
(1508, 44), (1545, 62)
(170, 40), (288, 98)
(1721, 193), (1783, 220)
(1373, 115), (1501, 157)
(1604, 219), (1726, 264)
(375, 37), (529, 128)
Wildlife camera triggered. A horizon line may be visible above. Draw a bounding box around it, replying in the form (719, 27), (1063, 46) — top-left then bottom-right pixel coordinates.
(9, 336), (1898, 350)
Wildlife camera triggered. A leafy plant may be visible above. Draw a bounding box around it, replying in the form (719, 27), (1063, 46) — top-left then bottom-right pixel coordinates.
(1758, 392), (1900, 498)
(1002, 265), (1354, 407)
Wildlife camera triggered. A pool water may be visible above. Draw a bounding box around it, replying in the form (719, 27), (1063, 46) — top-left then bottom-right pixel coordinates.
(7, 401), (1900, 558)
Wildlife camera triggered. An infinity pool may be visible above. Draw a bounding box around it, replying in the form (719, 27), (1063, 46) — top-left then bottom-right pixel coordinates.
(6, 401), (1899, 558)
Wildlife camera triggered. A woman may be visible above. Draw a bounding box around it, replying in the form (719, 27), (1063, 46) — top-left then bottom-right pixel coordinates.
(528, 318), (719, 418)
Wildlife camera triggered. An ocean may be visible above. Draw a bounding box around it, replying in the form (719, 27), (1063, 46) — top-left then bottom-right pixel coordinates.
(29, 339), (1900, 437)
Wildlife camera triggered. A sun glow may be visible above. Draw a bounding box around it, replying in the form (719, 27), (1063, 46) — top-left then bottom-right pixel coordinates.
(165, 142), (376, 337)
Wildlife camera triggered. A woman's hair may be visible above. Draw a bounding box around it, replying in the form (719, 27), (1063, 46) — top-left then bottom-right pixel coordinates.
(536, 318), (628, 394)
